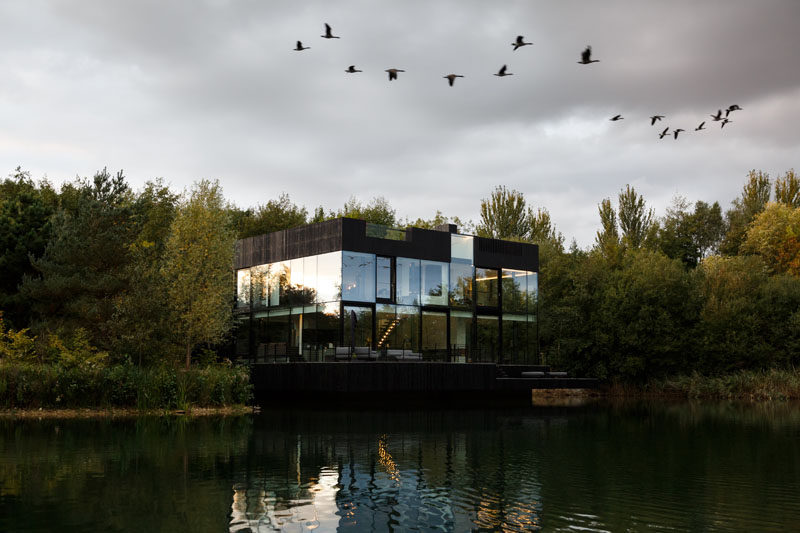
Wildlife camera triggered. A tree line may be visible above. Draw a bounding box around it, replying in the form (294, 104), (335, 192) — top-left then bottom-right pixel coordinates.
(1, 166), (799, 380)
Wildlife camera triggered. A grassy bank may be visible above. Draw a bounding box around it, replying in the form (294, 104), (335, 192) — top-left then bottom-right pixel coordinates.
(0, 363), (252, 410)
(607, 368), (800, 401)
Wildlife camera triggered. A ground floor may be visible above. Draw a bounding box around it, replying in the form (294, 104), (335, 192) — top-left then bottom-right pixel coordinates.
(234, 301), (538, 364)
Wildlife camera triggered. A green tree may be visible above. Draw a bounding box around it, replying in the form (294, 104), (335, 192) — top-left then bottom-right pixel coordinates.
(659, 197), (724, 268)
(477, 186), (530, 240)
(234, 193), (308, 239)
(528, 206), (564, 250)
(775, 169), (800, 207)
(405, 210), (474, 234)
(162, 180), (236, 369)
(339, 196), (397, 226)
(0, 170), (55, 328)
(617, 185), (655, 249)
(720, 170), (771, 255)
(742, 202), (800, 276)
(595, 198), (621, 262)
(20, 169), (134, 350)
(110, 180), (180, 365)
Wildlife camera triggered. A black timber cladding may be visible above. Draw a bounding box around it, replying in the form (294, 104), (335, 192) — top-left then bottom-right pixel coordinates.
(234, 217), (538, 271)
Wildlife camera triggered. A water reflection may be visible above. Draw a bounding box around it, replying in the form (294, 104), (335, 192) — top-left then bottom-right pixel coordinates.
(2, 402), (800, 532)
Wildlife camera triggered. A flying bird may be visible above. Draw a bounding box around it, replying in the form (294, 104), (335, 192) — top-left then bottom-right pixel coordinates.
(294, 41), (310, 51)
(721, 118), (732, 128)
(725, 104), (742, 117)
(321, 23), (340, 39)
(512, 35), (532, 50)
(345, 65), (362, 73)
(385, 68), (405, 81)
(610, 115), (623, 121)
(443, 74), (464, 86)
(673, 128), (685, 139)
(578, 46), (600, 64)
(710, 109), (723, 121)
(650, 115), (665, 126)
(494, 64), (513, 77)
(658, 127), (670, 139)
(695, 121), (706, 131)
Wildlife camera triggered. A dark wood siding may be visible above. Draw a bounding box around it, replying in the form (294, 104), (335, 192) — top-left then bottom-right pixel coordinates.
(235, 217), (538, 272)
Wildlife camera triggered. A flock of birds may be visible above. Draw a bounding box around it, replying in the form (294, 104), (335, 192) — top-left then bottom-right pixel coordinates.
(295, 23), (743, 140)
(611, 104), (743, 140)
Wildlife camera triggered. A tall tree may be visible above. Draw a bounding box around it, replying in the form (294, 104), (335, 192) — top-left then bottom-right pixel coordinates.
(528, 206), (564, 250)
(617, 185), (655, 249)
(0, 170), (55, 328)
(477, 186), (531, 240)
(20, 169), (134, 349)
(775, 169), (800, 208)
(162, 180), (236, 369)
(110, 180), (179, 364)
(595, 198), (620, 261)
(720, 170), (771, 255)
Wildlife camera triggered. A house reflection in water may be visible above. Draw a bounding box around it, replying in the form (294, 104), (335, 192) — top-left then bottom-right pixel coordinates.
(227, 427), (542, 532)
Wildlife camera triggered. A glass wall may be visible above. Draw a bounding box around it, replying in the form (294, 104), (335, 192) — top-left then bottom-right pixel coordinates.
(476, 315), (499, 362)
(475, 268), (499, 308)
(395, 305), (419, 352)
(376, 256), (393, 301)
(451, 234), (473, 263)
(316, 251), (342, 303)
(236, 269), (250, 308)
(421, 260), (448, 306)
(523, 271), (538, 312)
(342, 252), (375, 302)
(450, 311), (472, 363)
(396, 258), (421, 305)
(502, 314), (527, 363)
(449, 263), (473, 308)
(502, 269), (527, 313)
(343, 305), (373, 348)
(236, 240), (537, 363)
(376, 304), (397, 349)
(422, 310), (447, 360)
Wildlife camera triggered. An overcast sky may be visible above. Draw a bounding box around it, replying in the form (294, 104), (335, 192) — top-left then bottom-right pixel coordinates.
(1, 1), (798, 246)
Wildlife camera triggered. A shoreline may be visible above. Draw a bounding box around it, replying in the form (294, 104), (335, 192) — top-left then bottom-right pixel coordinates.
(0, 405), (257, 420)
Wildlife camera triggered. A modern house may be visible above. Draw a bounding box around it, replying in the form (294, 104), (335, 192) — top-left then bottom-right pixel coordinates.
(233, 218), (538, 364)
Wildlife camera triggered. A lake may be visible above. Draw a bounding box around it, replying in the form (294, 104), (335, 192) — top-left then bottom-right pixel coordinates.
(2, 400), (799, 531)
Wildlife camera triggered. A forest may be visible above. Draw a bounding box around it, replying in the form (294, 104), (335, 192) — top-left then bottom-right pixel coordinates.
(1, 166), (799, 390)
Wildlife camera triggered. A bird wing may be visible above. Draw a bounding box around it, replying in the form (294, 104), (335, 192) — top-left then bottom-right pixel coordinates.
(296, 41), (302, 48)
(516, 35), (524, 44)
(325, 23), (332, 34)
(582, 47), (591, 62)
(499, 65), (507, 75)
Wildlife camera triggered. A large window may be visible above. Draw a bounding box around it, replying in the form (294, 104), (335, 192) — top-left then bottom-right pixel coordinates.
(422, 310), (447, 360)
(342, 252), (375, 303)
(502, 314), (527, 363)
(421, 260), (448, 306)
(236, 269), (250, 308)
(343, 305), (373, 348)
(395, 305), (419, 352)
(476, 315), (499, 362)
(316, 251), (342, 303)
(396, 257), (421, 305)
(475, 268), (499, 308)
(376, 304), (397, 349)
(451, 234), (473, 263)
(450, 311), (472, 363)
(502, 269), (527, 313)
(523, 271), (538, 313)
(376, 256), (393, 301)
(449, 263), (473, 308)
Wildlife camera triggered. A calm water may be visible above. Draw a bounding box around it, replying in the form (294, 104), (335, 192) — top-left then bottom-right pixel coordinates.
(2, 401), (800, 532)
